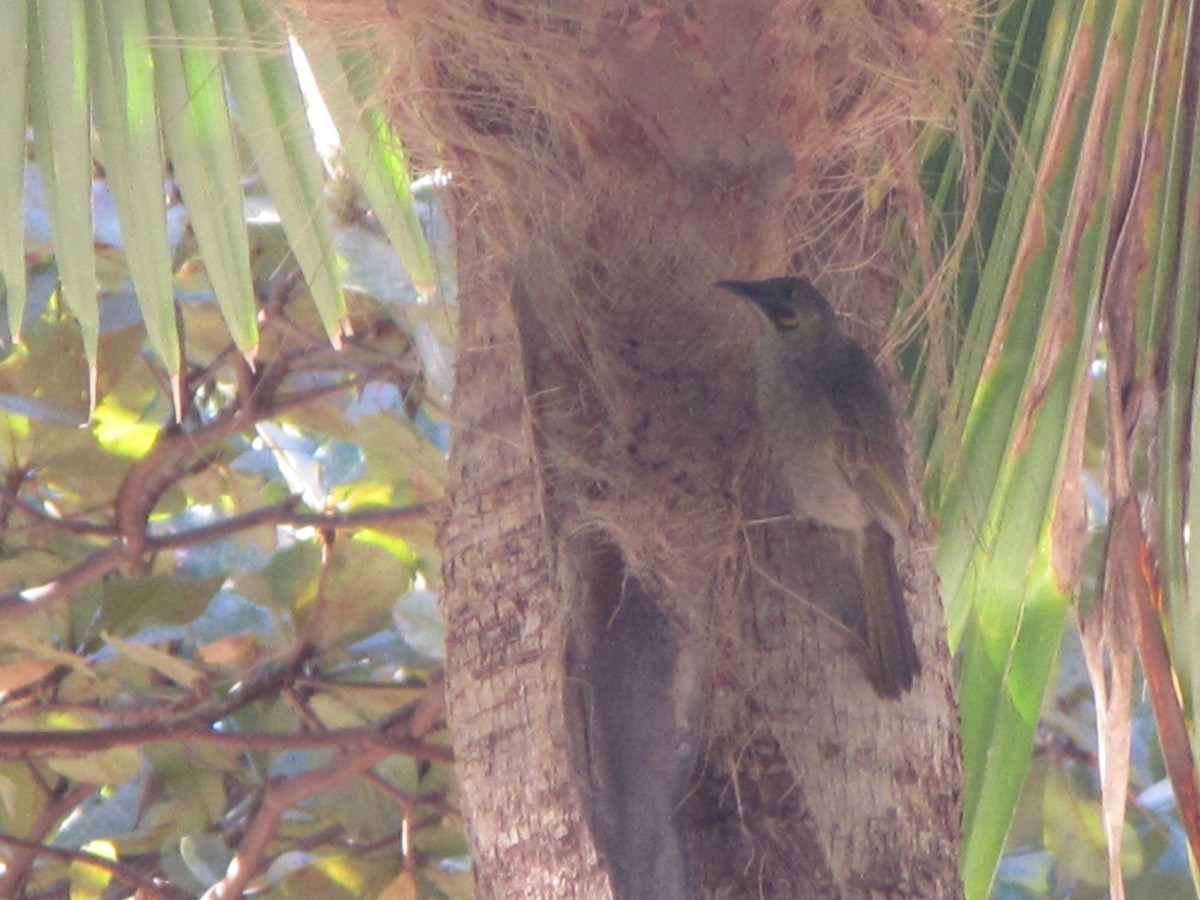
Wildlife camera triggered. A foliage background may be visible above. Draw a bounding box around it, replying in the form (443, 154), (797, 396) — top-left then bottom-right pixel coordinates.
(0, 3), (463, 897)
(2, 0), (1200, 898)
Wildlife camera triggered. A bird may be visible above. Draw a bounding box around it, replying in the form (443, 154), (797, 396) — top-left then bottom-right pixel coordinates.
(716, 276), (921, 697)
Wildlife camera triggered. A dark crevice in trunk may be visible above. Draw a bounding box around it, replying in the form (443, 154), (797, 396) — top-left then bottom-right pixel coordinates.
(565, 534), (702, 900)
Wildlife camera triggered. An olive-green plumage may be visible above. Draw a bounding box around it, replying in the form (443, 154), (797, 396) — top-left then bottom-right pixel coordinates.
(717, 276), (921, 697)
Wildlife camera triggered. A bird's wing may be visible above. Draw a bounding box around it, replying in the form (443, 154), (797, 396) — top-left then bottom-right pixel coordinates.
(826, 342), (912, 534)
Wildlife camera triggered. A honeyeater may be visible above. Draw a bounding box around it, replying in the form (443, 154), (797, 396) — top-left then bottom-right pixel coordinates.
(716, 276), (921, 697)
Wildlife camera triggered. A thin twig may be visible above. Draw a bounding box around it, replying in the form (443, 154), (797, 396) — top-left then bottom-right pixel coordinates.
(0, 483), (117, 537)
(0, 832), (191, 899)
(0, 545), (126, 623)
(280, 501), (441, 531)
(201, 678), (447, 900)
(0, 499), (438, 625)
(0, 719), (452, 759)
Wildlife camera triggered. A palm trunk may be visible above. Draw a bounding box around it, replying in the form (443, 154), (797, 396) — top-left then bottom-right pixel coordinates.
(411, 1), (970, 896)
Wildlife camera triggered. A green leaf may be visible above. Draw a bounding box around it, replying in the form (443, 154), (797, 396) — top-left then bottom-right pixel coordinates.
(311, 683), (426, 720)
(305, 539), (409, 647)
(27, 0), (99, 387)
(354, 413), (447, 493)
(68, 839), (117, 899)
(1169, 8), (1200, 725)
(9, 276), (91, 425)
(48, 745), (141, 786)
(1042, 766), (1144, 887)
(101, 631), (208, 690)
(87, 1), (181, 386)
(248, 539), (322, 609)
(422, 866), (474, 900)
(211, 0), (346, 342)
(0, 760), (51, 833)
(148, 0), (259, 356)
(179, 832), (233, 886)
(0, 2), (28, 339)
(933, 1), (1161, 894)
(295, 34), (435, 291)
(100, 573), (224, 635)
(145, 744), (229, 834)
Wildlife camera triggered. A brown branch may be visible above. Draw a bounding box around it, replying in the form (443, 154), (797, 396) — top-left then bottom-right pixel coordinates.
(0, 483), (117, 538)
(0, 832), (190, 899)
(364, 770), (456, 818)
(113, 641), (317, 731)
(0, 719), (451, 760)
(113, 341), (297, 561)
(400, 672), (445, 740)
(0, 544), (126, 624)
(283, 502), (441, 531)
(291, 679), (453, 819)
(113, 361), (397, 560)
(0, 499), (438, 625)
(0, 281), (435, 618)
(206, 745), (397, 900)
(201, 678), (447, 900)
(148, 497), (304, 549)
(114, 408), (256, 560)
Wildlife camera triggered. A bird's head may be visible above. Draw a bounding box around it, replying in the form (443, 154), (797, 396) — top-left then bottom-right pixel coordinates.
(715, 277), (836, 346)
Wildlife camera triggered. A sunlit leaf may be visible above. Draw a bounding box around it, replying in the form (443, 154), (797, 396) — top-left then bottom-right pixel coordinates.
(92, 398), (161, 458)
(68, 839), (117, 900)
(101, 630), (208, 690)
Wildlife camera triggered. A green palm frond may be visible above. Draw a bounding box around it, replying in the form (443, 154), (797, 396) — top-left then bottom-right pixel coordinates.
(1, 0), (432, 414)
(924, 0), (1200, 895)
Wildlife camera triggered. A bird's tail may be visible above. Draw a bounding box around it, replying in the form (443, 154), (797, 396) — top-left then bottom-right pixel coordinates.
(859, 523), (921, 697)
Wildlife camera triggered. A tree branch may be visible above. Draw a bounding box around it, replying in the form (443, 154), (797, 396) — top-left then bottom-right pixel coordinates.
(0, 499), (438, 625)
(0, 781), (96, 898)
(0, 482), (117, 538)
(0, 545), (126, 623)
(0, 718), (451, 760)
(201, 677), (447, 900)
(148, 499), (439, 551)
(0, 832), (191, 899)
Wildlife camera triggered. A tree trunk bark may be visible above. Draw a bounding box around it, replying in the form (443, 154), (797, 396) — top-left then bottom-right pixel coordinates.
(438, 232), (613, 897)
(415, 2), (970, 897)
(441, 243), (962, 898)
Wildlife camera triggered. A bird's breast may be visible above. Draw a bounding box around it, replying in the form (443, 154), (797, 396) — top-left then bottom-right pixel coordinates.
(772, 421), (874, 529)
(756, 376), (874, 530)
